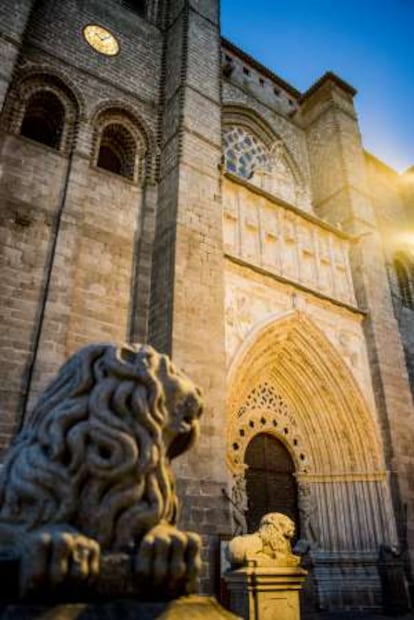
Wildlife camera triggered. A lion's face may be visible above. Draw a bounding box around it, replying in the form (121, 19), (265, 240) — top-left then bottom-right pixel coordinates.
(155, 353), (203, 460)
(260, 513), (296, 550)
(116, 345), (203, 460)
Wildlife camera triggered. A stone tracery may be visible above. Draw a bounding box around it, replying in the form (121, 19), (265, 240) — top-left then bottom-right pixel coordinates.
(224, 125), (269, 179)
(229, 382), (309, 474)
(223, 125), (305, 207)
(227, 310), (382, 474)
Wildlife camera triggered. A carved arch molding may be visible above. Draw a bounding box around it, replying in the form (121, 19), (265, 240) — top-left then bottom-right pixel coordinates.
(227, 310), (398, 553)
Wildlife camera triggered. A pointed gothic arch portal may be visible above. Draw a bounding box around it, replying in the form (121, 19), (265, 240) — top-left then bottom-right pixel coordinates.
(245, 433), (298, 534)
(227, 310), (398, 608)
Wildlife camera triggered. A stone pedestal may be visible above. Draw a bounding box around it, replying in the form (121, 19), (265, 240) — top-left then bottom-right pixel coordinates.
(224, 566), (307, 620)
(0, 596), (241, 619)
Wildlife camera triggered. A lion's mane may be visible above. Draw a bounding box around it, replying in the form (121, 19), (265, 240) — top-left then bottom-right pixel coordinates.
(227, 512), (299, 566)
(0, 344), (203, 551)
(259, 513), (295, 555)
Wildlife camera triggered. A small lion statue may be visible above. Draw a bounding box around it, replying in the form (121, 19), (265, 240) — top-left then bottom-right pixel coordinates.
(0, 343), (203, 599)
(227, 513), (300, 568)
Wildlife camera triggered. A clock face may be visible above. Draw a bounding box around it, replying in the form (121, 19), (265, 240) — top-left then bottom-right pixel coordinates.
(83, 25), (119, 56)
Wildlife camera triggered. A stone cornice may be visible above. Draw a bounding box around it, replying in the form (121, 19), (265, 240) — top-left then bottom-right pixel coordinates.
(296, 472), (388, 483)
(300, 71), (357, 103)
(225, 253), (366, 317)
(364, 149), (399, 177)
(221, 37), (301, 99)
(220, 39), (356, 108)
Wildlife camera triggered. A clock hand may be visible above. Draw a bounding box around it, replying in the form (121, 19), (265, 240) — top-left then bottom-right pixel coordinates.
(96, 32), (108, 41)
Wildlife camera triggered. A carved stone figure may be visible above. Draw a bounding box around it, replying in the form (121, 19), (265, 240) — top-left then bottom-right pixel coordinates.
(227, 512), (300, 568)
(226, 293), (252, 346)
(0, 343), (204, 600)
(297, 483), (318, 546)
(222, 473), (248, 536)
(231, 475), (248, 536)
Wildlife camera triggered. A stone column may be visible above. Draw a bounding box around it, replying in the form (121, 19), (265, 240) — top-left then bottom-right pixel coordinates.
(149, 0), (231, 592)
(299, 73), (414, 566)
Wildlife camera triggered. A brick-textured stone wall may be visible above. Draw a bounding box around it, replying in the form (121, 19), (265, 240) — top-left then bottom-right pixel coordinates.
(24, 0), (162, 102)
(1, 0), (414, 606)
(302, 79), (414, 572)
(149, 0), (231, 594)
(0, 132), (68, 449)
(0, 0), (35, 108)
(27, 158), (144, 408)
(0, 0), (163, 448)
(366, 153), (414, 404)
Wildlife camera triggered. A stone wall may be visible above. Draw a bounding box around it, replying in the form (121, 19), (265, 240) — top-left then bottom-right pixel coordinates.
(366, 154), (414, 400)
(300, 76), (414, 571)
(0, 0), (35, 108)
(223, 177), (355, 307)
(148, 0), (232, 593)
(1, 0), (413, 608)
(0, 0), (162, 450)
(0, 132), (68, 447)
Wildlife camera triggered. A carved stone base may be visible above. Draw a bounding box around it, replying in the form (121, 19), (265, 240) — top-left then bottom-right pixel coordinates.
(224, 566), (307, 620)
(313, 551), (381, 610)
(0, 596), (241, 619)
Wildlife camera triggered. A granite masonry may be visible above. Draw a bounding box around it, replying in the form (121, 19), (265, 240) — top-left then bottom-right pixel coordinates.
(0, 0), (413, 612)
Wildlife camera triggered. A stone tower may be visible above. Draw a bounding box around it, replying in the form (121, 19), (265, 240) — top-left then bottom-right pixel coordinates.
(0, 0), (229, 592)
(1, 0), (414, 611)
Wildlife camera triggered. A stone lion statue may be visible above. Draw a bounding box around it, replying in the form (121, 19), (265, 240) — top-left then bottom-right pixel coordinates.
(0, 343), (203, 598)
(227, 513), (300, 568)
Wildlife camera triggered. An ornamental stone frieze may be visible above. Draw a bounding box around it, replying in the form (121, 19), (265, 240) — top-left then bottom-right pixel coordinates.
(223, 177), (356, 307)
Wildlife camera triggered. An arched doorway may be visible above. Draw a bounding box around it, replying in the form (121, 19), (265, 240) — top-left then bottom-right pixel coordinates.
(245, 433), (298, 534)
(227, 311), (398, 608)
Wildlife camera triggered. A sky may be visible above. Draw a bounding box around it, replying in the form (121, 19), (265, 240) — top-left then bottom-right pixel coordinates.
(221, 0), (414, 173)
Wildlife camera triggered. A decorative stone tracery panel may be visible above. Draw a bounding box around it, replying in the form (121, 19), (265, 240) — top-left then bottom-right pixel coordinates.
(223, 178), (356, 306)
(228, 382), (310, 475)
(223, 125), (308, 209)
(224, 125), (268, 179)
(222, 96), (312, 211)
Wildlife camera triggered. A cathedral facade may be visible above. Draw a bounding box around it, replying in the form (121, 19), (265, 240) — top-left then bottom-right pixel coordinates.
(1, 0), (414, 611)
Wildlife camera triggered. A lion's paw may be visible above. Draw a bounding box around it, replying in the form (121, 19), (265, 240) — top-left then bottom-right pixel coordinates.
(134, 523), (201, 594)
(19, 528), (100, 596)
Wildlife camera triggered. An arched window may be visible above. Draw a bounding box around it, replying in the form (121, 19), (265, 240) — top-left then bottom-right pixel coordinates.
(20, 90), (65, 149)
(3, 71), (81, 154)
(97, 123), (136, 180)
(223, 124), (305, 207)
(223, 125), (269, 179)
(394, 254), (413, 308)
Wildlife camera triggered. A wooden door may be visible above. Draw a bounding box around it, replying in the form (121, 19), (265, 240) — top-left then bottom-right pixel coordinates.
(245, 433), (298, 534)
